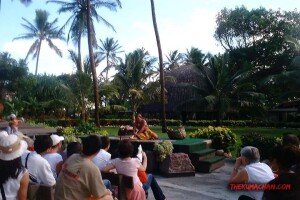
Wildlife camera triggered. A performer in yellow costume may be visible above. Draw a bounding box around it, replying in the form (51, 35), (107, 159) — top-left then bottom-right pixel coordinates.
(133, 114), (158, 140)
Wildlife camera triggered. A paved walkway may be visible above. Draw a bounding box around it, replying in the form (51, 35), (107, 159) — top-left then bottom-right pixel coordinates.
(147, 158), (243, 200)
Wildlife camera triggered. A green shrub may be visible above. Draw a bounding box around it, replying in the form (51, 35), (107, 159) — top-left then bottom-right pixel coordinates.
(153, 141), (174, 162)
(73, 122), (103, 136)
(190, 126), (237, 152)
(240, 132), (281, 160)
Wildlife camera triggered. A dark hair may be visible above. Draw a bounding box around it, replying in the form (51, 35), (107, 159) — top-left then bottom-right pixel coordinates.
(9, 120), (17, 126)
(118, 139), (133, 158)
(81, 135), (101, 156)
(270, 145), (300, 171)
(101, 136), (110, 149)
(282, 134), (300, 147)
(0, 157), (25, 184)
(67, 142), (82, 158)
(34, 135), (53, 154)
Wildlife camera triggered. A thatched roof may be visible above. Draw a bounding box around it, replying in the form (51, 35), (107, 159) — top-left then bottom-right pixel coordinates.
(141, 64), (207, 113)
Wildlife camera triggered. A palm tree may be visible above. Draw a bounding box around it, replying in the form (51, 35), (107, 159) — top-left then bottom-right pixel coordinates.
(165, 50), (183, 71)
(48, 0), (122, 73)
(97, 37), (123, 81)
(114, 48), (157, 126)
(194, 53), (251, 124)
(150, 0), (166, 132)
(183, 47), (207, 65)
(49, 0), (121, 127)
(13, 9), (64, 75)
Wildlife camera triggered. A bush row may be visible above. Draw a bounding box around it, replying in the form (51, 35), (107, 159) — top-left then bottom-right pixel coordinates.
(240, 132), (281, 160)
(35, 119), (300, 128)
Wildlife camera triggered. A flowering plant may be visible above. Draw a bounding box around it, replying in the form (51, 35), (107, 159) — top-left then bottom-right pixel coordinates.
(153, 141), (174, 162)
(190, 126), (237, 152)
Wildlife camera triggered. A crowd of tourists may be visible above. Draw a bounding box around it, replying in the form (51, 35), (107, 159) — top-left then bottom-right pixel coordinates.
(0, 114), (166, 200)
(1, 113), (300, 200)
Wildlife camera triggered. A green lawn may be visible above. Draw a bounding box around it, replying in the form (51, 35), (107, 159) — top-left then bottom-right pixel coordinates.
(102, 126), (300, 138)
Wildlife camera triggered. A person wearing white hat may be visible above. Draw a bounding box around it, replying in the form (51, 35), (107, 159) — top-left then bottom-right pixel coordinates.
(0, 134), (29, 200)
(43, 134), (64, 179)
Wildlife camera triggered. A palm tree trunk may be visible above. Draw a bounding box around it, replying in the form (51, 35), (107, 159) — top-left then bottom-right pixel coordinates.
(78, 36), (83, 72)
(106, 53), (109, 81)
(87, 0), (100, 127)
(150, 0), (167, 132)
(35, 40), (42, 76)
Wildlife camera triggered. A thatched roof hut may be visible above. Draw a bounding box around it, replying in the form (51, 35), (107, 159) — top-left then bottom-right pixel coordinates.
(141, 64), (209, 119)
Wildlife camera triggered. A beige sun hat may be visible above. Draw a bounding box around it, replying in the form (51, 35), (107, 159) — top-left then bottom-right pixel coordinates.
(0, 134), (28, 161)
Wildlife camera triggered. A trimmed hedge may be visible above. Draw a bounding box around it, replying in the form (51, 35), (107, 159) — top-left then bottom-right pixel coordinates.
(34, 119), (300, 128)
(240, 132), (281, 160)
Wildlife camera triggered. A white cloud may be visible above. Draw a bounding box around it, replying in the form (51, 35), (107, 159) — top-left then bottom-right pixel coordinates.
(3, 39), (75, 75)
(122, 7), (224, 61)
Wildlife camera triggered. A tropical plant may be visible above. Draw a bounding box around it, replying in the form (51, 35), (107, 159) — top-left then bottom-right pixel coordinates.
(97, 37), (123, 81)
(190, 126), (237, 153)
(113, 48), (157, 125)
(164, 50), (183, 71)
(0, 52), (28, 102)
(47, 0), (121, 72)
(150, 0), (166, 132)
(153, 141), (174, 162)
(13, 9), (64, 75)
(183, 47), (207, 66)
(48, 0), (121, 127)
(180, 53), (252, 124)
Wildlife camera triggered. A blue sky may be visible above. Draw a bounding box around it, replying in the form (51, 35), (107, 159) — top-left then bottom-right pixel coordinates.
(0, 0), (299, 75)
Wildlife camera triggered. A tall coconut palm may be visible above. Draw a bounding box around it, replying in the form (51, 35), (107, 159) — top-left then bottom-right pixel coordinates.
(14, 9), (64, 75)
(48, 0), (122, 73)
(49, 0), (121, 127)
(97, 37), (123, 81)
(150, 0), (166, 132)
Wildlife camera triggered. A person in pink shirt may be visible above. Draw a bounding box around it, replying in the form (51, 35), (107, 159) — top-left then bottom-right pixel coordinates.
(102, 139), (146, 200)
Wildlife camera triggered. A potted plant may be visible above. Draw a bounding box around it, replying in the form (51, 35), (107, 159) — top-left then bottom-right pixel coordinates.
(153, 141), (174, 162)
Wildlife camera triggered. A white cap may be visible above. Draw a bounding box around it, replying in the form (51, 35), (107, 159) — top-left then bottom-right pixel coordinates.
(10, 114), (16, 119)
(50, 134), (64, 146)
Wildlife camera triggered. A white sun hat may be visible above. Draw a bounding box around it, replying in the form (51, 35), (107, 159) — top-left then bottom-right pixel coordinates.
(0, 131), (9, 137)
(50, 134), (64, 146)
(0, 134), (28, 161)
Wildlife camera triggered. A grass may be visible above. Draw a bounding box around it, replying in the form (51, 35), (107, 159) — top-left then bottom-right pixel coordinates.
(102, 126), (300, 138)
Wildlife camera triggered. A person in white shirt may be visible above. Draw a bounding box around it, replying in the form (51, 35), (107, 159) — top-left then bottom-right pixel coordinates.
(0, 134), (29, 200)
(21, 135), (56, 186)
(92, 136), (111, 170)
(43, 134), (64, 179)
(229, 146), (275, 200)
(92, 136), (113, 192)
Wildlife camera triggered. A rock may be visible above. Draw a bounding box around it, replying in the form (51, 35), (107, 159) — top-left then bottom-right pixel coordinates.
(159, 153), (195, 177)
